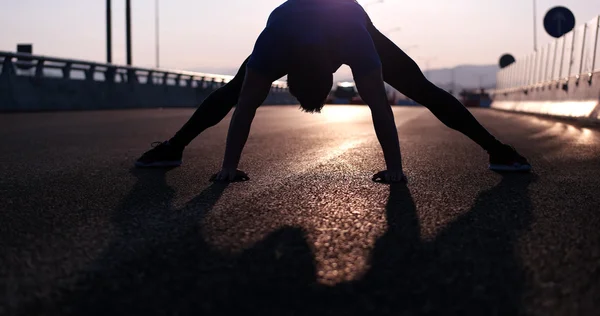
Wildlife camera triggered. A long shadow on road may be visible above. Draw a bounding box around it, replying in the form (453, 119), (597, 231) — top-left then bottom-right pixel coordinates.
(347, 174), (535, 315)
(49, 171), (535, 316)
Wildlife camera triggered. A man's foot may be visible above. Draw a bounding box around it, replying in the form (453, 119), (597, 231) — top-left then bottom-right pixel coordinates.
(488, 145), (532, 172)
(135, 141), (183, 168)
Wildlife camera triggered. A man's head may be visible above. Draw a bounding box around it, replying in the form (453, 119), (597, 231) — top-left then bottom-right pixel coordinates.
(287, 45), (333, 113)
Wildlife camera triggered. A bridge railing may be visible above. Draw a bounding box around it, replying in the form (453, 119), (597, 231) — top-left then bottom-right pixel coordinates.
(0, 51), (289, 92)
(0, 51), (297, 111)
(495, 15), (600, 92)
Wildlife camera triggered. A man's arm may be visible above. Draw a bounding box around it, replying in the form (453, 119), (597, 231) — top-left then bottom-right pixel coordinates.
(353, 67), (405, 183)
(341, 18), (405, 182)
(213, 68), (274, 181)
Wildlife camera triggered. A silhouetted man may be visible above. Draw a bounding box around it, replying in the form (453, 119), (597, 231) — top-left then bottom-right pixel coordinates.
(135, 0), (531, 182)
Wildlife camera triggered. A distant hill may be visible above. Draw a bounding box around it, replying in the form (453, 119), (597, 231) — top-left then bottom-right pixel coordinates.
(189, 63), (501, 91)
(424, 64), (499, 90)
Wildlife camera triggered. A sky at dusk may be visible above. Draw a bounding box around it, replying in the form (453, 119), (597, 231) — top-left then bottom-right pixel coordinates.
(1, 0), (599, 77)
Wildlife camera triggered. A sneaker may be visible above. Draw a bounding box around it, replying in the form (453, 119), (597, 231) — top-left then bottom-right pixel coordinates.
(135, 141), (183, 168)
(488, 145), (532, 172)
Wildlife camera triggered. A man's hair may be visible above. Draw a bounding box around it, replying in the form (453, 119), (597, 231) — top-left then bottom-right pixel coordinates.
(287, 45), (333, 113)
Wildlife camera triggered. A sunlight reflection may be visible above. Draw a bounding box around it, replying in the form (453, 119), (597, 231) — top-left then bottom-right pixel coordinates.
(581, 128), (594, 141)
(572, 127), (596, 145)
(321, 105), (369, 122)
(337, 81), (355, 88)
(494, 101), (597, 118)
(321, 139), (365, 162)
(530, 120), (598, 145)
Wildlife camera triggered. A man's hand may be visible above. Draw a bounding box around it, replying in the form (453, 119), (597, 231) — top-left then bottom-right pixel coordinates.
(211, 168), (250, 182)
(372, 170), (407, 184)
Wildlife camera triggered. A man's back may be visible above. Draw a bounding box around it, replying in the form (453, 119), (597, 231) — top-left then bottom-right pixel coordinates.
(254, 0), (376, 75)
(265, 0), (368, 44)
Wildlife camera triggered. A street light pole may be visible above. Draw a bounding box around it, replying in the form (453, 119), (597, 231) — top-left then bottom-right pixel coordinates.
(106, 0), (112, 63)
(533, 0), (538, 52)
(155, 0), (159, 68)
(126, 0), (132, 66)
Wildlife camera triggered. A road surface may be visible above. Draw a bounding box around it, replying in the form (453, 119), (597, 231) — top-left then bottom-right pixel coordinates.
(1, 106), (599, 315)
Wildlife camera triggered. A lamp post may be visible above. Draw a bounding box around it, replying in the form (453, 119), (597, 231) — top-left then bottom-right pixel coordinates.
(155, 0), (160, 68)
(126, 0), (132, 65)
(533, 0), (538, 52)
(106, 0), (112, 63)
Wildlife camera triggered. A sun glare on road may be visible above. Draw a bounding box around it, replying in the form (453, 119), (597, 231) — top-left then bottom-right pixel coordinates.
(322, 105), (369, 122)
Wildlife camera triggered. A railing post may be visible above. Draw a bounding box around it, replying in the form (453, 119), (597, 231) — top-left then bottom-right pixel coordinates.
(162, 72), (169, 86)
(35, 59), (45, 79)
(62, 62), (72, 80)
(578, 24), (588, 80)
(544, 44), (551, 84)
(0, 56), (16, 109)
(558, 36), (566, 82)
(567, 31), (577, 80)
(147, 71), (154, 85)
(523, 56), (531, 86)
(85, 65), (96, 82)
(176, 74), (182, 87)
(105, 66), (116, 83)
(538, 47), (544, 85)
(531, 52), (539, 87)
(590, 16), (600, 81)
(1, 56), (14, 78)
(551, 40), (559, 82)
(538, 49), (543, 86)
(127, 68), (138, 84)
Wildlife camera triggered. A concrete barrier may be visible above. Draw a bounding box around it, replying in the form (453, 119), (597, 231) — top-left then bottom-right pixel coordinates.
(491, 72), (600, 121)
(0, 51), (297, 112)
(491, 16), (600, 122)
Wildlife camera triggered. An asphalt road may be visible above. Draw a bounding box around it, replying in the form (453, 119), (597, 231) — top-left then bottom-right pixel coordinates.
(1, 106), (599, 316)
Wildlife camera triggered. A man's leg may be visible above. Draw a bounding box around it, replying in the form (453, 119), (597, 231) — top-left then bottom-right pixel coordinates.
(135, 58), (249, 168)
(365, 23), (504, 153)
(168, 57), (250, 149)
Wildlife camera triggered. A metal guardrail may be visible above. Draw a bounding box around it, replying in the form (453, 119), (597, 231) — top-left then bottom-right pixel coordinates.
(495, 15), (600, 93)
(0, 51), (289, 92)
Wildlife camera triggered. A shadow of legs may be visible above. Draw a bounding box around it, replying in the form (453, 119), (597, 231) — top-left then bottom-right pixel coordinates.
(334, 174), (536, 315)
